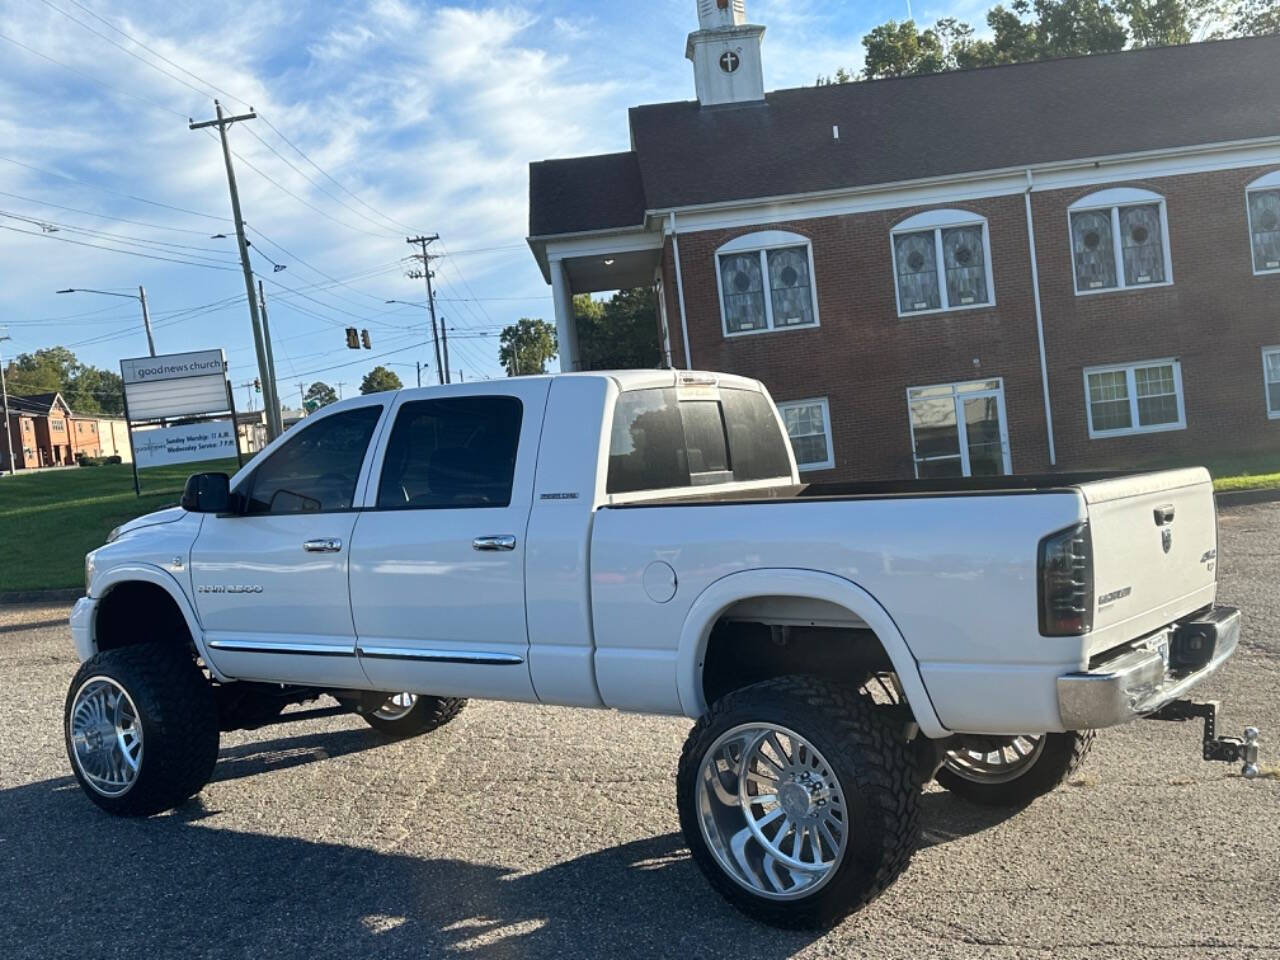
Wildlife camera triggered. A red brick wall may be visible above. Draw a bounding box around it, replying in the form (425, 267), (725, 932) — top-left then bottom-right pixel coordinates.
(657, 162), (1280, 480)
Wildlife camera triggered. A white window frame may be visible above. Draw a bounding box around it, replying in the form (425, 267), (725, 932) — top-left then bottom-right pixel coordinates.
(1246, 170), (1280, 277)
(715, 230), (820, 338)
(1082, 357), (1186, 438)
(890, 209), (996, 318)
(776, 396), (835, 471)
(1068, 187), (1174, 296)
(905, 378), (1010, 477)
(1262, 346), (1280, 419)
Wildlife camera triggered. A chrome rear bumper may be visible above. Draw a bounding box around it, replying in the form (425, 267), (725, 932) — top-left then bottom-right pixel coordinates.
(1057, 606), (1241, 730)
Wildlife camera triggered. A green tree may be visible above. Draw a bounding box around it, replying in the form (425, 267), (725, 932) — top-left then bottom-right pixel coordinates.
(498, 317), (558, 376)
(359, 366), (403, 394)
(303, 381), (339, 411)
(576, 288), (663, 370)
(1, 346), (124, 415)
(65, 366), (124, 415)
(861, 20), (949, 78)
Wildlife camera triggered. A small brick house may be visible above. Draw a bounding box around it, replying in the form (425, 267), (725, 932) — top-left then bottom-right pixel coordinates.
(527, 1), (1280, 480)
(2, 392), (73, 469)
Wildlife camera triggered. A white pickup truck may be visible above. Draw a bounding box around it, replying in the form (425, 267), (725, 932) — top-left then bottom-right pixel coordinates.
(67, 369), (1255, 928)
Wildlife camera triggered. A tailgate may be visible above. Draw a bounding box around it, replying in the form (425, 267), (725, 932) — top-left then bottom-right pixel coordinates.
(1081, 468), (1218, 655)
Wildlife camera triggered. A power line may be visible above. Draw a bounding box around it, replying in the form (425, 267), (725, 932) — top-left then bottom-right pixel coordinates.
(0, 209), (240, 262)
(0, 189), (222, 237)
(0, 222), (240, 270)
(0, 155), (229, 222)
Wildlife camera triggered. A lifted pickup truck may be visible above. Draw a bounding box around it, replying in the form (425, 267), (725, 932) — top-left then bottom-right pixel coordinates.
(67, 370), (1256, 928)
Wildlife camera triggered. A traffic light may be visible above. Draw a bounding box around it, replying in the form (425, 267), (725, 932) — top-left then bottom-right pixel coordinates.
(253, 378), (261, 393)
(361, 329), (371, 349)
(345, 327), (359, 349)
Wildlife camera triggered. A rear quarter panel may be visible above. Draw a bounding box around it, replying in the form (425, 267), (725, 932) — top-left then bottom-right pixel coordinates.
(589, 492), (1086, 730)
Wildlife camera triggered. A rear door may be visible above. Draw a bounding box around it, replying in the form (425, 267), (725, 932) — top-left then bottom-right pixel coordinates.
(191, 400), (387, 687)
(348, 381), (549, 702)
(1082, 467), (1218, 654)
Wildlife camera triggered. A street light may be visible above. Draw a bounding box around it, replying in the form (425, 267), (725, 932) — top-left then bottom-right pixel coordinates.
(57, 286), (156, 356)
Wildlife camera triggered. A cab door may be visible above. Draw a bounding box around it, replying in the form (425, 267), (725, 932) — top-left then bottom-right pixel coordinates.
(348, 381), (548, 702)
(191, 400), (387, 687)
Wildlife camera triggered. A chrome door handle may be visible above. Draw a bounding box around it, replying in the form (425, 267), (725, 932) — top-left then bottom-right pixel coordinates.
(472, 534), (516, 551)
(302, 538), (343, 553)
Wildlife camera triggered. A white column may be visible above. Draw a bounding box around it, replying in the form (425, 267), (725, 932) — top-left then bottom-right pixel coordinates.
(550, 258), (580, 372)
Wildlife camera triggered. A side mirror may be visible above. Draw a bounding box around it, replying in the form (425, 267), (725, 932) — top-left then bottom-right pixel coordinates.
(181, 472), (231, 513)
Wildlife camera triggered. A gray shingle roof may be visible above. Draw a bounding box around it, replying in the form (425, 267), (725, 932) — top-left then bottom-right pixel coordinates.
(528, 34), (1280, 237)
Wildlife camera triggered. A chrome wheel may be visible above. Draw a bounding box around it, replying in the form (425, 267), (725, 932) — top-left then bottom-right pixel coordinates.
(943, 735), (1046, 784)
(68, 676), (143, 798)
(695, 723), (849, 900)
(372, 692), (418, 722)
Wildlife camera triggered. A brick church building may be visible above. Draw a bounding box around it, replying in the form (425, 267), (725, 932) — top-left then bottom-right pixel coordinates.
(527, 0), (1280, 481)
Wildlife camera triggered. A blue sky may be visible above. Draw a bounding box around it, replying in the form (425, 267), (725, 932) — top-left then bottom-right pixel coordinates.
(0, 0), (968, 400)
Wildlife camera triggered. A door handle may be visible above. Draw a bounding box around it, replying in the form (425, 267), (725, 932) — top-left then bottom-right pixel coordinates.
(1153, 504), (1176, 526)
(472, 534), (517, 552)
(302, 538), (343, 553)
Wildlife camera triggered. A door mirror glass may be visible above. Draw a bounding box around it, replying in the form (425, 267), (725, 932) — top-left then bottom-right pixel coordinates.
(181, 472), (231, 513)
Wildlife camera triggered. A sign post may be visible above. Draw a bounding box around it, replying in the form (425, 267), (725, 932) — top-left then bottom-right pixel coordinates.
(120, 348), (236, 496)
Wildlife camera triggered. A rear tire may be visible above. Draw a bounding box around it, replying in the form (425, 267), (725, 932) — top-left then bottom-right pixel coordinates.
(361, 692), (466, 738)
(935, 730), (1095, 807)
(676, 676), (920, 929)
(65, 643), (219, 817)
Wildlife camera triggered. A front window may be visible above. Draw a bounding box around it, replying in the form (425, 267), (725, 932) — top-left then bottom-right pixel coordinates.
(1083, 359), (1185, 438)
(1070, 189), (1171, 293)
(716, 231), (818, 335)
(1263, 348), (1280, 418)
(242, 405), (383, 514)
(777, 398), (834, 471)
(1247, 175), (1280, 274)
(891, 210), (993, 316)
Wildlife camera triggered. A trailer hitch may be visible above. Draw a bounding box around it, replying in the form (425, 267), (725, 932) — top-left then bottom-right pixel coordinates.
(1147, 699), (1261, 779)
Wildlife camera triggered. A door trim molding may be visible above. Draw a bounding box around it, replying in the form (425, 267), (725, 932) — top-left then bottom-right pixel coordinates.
(206, 638), (355, 657)
(355, 645), (525, 665)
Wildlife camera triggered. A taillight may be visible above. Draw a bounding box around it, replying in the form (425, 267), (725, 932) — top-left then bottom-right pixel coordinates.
(1038, 522), (1093, 636)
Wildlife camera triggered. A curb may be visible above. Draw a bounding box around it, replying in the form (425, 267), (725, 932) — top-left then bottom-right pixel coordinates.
(1215, 488), (1280, 508)
(0, 588), (83, 606)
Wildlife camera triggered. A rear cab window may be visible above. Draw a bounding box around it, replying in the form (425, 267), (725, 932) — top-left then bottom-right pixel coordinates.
(606, 382), (794, 498)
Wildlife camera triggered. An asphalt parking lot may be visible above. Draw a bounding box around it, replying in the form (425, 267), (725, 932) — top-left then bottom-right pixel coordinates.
(3, 502), (1279, 959)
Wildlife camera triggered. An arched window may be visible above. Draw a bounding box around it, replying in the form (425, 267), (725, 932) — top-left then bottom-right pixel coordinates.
(1246, 171), (1280, 275)
(715, 231), (819, 336)
(1068, 187), (1172, 294)
(890, 209), (994, 316)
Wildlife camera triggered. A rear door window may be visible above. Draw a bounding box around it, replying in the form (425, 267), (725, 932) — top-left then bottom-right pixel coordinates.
(607, 388), (687, 494)
(376, 396), (523, 509)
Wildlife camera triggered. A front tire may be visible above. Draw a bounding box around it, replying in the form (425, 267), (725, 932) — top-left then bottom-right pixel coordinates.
(677, 676), (920, 929)
(65, 643), (219, 817)
(361, 692), (466, 738)
(935, 731), (1095, 807)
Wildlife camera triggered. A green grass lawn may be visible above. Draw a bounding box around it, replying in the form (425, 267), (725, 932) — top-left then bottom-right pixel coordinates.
(0, 458), (241, 592)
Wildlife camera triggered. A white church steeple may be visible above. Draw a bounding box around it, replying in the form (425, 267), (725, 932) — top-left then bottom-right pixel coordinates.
(686, 0), (765, 107)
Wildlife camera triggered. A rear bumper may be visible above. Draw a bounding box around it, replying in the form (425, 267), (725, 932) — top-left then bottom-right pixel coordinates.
(1057, 605), (1240, 729)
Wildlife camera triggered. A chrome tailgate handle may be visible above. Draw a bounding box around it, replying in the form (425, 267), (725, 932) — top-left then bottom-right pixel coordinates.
(302, 538), (343, 553)
(472, 534), (516, 552)
(1153, 504), (1176, 526)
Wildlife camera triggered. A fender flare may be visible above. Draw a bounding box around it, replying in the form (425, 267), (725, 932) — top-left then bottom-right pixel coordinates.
(89, 563), (226, 681)
(674, 568), (949, 739)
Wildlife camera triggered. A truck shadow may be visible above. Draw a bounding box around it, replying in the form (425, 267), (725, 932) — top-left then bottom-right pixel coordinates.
(3, 744), (1014, 958)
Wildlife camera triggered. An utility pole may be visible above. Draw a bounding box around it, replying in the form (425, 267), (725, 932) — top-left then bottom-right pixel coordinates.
(415, 361), (421, 388)
(0, 328), (14, 475)
(257, 280), (281, 428)
(406, 234), (443, 384)
(457, 369), (464, 382)
(440, 319), (451, 384)
(298, 382), (307, 416)
(137, 285), (155, 356)
(336, 382), (346, 400)
(190, 100), (282, 441)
